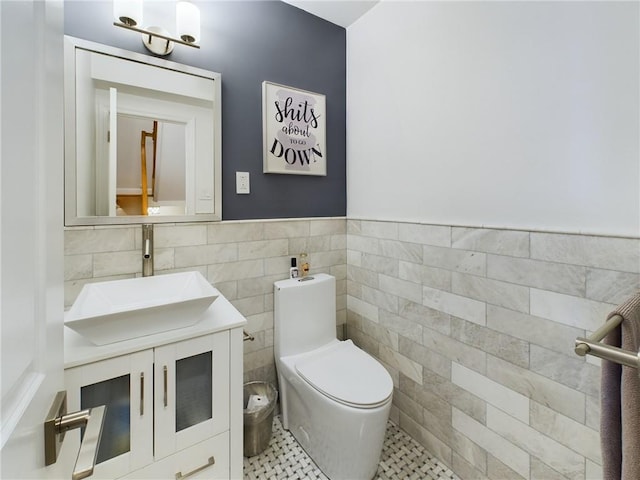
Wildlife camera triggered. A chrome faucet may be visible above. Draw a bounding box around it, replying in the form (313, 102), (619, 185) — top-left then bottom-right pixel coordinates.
(142, 224), (154, 277)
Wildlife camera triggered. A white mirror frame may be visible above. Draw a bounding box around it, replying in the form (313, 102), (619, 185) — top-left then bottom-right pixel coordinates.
(64, 36), (222, 226)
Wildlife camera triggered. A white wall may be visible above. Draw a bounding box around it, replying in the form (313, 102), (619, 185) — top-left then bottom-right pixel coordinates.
(347, 1), (639, 237)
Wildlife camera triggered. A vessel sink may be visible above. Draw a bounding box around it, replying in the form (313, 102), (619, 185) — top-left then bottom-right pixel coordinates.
(65, 271), (218, 345)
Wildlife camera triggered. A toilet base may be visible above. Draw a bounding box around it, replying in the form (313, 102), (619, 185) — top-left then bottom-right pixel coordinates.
(277, 359), (391, 480)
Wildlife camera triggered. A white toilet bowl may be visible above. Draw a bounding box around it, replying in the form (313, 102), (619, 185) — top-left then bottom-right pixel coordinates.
(274, 274), (393, 480)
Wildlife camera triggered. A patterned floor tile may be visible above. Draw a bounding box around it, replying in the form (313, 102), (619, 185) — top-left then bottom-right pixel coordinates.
(244, 416), (460, 480)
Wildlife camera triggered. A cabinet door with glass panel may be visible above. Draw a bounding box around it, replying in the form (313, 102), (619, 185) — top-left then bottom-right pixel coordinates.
(64, 349), (155, 478)
(64, 331), (230, 477)
(154, 332), (229, 459)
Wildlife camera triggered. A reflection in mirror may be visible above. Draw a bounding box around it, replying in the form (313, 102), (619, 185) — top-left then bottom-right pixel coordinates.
(115, 116), (186, 217)
(64, 36), (221, 226)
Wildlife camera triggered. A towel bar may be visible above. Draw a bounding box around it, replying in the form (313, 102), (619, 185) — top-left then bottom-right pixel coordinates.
(243, 330), (255, 342)
(575, 314), (639, 369)
(575, 314), (623, 356)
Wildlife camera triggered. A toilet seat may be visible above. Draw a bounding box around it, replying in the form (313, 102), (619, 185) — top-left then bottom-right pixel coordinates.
(295, 340), (393, 409)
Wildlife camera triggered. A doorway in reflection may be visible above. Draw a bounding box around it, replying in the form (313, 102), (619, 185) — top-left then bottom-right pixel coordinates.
(115, 115), (186, 216)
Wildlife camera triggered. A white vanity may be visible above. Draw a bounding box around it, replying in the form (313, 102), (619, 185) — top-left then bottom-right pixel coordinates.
(62, 286), (245, 479)
(59, 33), (237, 477)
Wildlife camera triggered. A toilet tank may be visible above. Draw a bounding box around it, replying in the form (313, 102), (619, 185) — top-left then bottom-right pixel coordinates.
(274, 273), (336, 358)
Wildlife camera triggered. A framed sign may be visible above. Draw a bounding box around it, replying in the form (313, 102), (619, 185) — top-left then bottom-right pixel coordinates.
(262, 81), (326, 176)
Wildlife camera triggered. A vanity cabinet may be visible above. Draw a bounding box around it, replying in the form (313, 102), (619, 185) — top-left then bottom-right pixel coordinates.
(62, 291), (245, 479)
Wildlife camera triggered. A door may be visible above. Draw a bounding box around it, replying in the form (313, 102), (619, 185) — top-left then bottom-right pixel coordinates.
(93, 88), (118, 216)
(108, 87), (118, 216)
(0, 0), (66, 478)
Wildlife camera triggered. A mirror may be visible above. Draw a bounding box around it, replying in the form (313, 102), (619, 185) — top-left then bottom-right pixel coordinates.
(64, 36), (222, 225)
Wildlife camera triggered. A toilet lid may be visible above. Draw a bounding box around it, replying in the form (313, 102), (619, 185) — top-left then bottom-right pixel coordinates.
(295, 340), (393, 408)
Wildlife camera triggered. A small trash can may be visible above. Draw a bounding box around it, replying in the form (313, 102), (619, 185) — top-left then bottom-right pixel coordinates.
(243, 381), (278, 457)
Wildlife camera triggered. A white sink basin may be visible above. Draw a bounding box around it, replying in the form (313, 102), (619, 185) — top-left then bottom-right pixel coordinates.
(65, 271), (218, 345)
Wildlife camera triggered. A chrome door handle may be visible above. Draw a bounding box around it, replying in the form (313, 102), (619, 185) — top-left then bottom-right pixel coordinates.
(51, 404), (106, 480)
(44, 391), (106, 480)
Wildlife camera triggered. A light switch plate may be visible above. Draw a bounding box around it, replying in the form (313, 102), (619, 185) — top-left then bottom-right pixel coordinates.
(236, 172), (250, 194)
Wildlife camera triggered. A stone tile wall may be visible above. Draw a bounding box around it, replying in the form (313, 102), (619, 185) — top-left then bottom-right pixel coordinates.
(64, 217), (640, 479)
(63, 218), (347, 385)
(346, 219), (640, 480)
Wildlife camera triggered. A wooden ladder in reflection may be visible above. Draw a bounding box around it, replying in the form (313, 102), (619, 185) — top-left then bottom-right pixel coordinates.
(140, 121), (158, 215)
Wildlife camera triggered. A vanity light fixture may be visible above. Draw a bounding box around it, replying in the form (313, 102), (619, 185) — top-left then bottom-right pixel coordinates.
(113, 0), (201, 56)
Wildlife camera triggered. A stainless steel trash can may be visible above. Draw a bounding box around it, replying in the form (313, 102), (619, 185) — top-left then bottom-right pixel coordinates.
(243, 381), (278, 457)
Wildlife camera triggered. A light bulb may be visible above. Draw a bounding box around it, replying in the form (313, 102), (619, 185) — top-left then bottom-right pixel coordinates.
(113, 0), (143, 27)
(176, 1), (200, 44)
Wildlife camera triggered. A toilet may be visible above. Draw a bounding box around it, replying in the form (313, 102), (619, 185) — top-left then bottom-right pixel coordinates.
(274, 273), (393, 480)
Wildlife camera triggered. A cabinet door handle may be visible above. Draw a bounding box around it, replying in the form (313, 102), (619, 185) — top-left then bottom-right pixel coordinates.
(175, 456), (215, 479)
(163, 365), (168, 407)
(140, 372), (144, 416)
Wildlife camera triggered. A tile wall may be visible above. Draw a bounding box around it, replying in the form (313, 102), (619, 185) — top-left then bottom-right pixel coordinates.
(63, 218), (348, 386)
(64, 217), (640, 480)
(346, 219), (640, 480)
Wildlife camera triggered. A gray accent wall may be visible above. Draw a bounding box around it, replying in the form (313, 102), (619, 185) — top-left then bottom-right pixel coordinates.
(64, 0), (346, 220)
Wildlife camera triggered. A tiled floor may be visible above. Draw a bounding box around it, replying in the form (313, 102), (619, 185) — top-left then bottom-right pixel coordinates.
(244, 415), (460, 480)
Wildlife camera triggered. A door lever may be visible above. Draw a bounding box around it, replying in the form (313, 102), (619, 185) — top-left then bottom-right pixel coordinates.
(44, 391), (106, 480)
